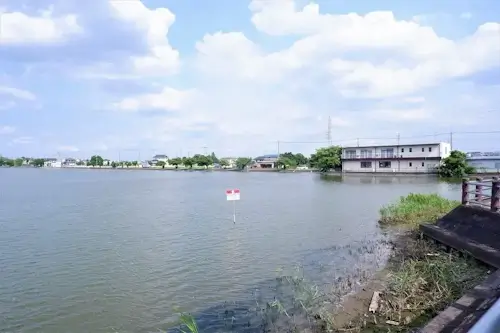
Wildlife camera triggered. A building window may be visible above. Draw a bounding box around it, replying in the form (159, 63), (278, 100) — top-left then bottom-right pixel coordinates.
(409, 162), (412, 167)
(429, 147), (432, 152)
(345, 150), (356, 158)
(422, 147), (425, 152)
(360, 149), (373, 158)
(381, 148), (394, 158)
(409, 148), (412, 152)
(422, 162), (425, 167)
(379, 161), (391, 168)
(360, 161), (372, 168)
(401, 148), (404, 153)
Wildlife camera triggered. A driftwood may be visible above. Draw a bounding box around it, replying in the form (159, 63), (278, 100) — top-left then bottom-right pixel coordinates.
(368, 291), (381, 313)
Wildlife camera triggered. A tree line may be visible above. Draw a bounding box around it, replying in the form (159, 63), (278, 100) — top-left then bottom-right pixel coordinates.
(0, 147), (477, 177)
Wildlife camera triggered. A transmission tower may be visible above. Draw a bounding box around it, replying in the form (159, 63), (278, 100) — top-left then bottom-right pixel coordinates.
(327, 116), (332, 146)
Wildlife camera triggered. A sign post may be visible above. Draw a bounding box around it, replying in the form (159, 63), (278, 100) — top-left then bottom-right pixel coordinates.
(226, 189), (240, 223)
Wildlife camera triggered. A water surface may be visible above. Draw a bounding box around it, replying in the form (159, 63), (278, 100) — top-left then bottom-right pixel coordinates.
(0, 169), (460, 332)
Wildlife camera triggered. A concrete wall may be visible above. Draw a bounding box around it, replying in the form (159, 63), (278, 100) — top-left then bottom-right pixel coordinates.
(342, 159), (439, 173)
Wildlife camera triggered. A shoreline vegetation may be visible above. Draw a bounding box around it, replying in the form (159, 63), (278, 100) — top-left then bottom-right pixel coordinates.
(175, 193), (489, 333)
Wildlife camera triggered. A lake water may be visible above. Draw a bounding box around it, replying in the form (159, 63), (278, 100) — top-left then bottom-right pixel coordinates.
(0, 169), (460, 332)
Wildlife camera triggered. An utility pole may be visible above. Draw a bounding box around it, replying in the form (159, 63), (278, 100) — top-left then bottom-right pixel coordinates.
(450, 131), (453, 150)
(357, 138), (359, 147)
(277, 140), (280, 157)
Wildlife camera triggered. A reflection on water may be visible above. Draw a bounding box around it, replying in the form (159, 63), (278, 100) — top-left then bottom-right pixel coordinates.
(0, 169), (461, 333)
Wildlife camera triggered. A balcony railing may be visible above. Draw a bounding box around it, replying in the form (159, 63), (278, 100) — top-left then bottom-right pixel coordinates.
(462, 177), (500, 212)
(342, 154), (398, 159)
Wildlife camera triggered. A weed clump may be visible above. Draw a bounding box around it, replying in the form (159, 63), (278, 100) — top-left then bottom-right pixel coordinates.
(379, 193), (459, 228)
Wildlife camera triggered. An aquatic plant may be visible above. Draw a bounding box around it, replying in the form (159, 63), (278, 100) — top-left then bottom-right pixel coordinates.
(178, 313), (199, 333)
(379, 193), (459, 228)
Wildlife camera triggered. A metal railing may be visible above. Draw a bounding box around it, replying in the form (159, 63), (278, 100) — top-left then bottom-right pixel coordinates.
(462, 177), (500, 212)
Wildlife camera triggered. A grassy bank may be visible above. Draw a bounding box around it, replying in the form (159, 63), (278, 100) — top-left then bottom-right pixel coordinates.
(379, 193), (460, 228)
(333, 193), (488, 332)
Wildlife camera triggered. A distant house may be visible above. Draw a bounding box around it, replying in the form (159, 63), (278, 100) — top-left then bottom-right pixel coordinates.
(220, 157), (237, 168)
(63, 158), (77, 166)
(153, 154), (168, 162)
(251, 154), (279, 169)
(467, 152), (500, 173)
(44, 158), (62, 168)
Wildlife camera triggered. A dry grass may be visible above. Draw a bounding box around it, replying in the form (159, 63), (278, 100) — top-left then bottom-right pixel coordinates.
(337, 232), (488, 333)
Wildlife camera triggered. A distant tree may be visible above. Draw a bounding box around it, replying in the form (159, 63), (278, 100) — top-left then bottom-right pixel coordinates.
(156, 160), (166, 168)
(111, 161), (118, 168)
(194, 155), (212, 168)
(125, 161), (133, 167)
(14, 158), (24, 167)
(294, 153), (308, 166)
(210, 152), (219, 164)
(437, 150), (475, 178)
(132, 161), (138, 166)
(0, 157), (14, 167)
(89, 155), (104, 167)
(236, 157), (252, 170)
(309, 146), (342, 172)
(30, 158), (45, 167)
(219, 159), (230, 168)
(169, 157), (182, 169)
(76, 160), (85, 166)
(183, 157), (194, 169)
(277, 156), (297, 169)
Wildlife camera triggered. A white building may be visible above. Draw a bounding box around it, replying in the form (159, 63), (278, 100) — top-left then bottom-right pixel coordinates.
(44, 158), (62, 168)
(341, 142), (451, 173)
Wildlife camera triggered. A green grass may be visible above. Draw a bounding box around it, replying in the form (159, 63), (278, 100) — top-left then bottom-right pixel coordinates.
(379, 193), (460, 228)
(178, 313), (199, 333)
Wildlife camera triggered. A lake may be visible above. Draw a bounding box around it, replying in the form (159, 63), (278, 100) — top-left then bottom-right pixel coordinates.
(0, 169), (460, 332)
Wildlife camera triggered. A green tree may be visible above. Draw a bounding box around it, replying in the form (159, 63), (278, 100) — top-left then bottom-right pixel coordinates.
(193, 154), (211, 168)
(76, 160), (85, 166)
(111, 161), (118, 168)
(309, 146), (342, 172)
(219, 159), (230, 168)
(132, 161), (138, 166)
(170, 157), (182, 168)
(14, 158), (24, 167)
(183, 157), (194, 168)
(437, 150), (475, 178)
(30, 158), (45, 167)
(210, 152), (219, 164)
(156, 160), (166, 168)
(236, 157), (252, 170)
(294, 153), (308, 166)
(277, 156), (297, 169)
(0, 157), (14, 167)
(89, 155), (104, 167)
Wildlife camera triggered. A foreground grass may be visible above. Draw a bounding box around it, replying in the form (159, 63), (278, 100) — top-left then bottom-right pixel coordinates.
(340, 233), (488, 332)
(379, 193), (460, 228)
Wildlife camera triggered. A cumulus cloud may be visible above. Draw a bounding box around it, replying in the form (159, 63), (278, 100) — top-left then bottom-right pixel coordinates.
(0, 7), (82, 44)
(1, 0), (500, 157)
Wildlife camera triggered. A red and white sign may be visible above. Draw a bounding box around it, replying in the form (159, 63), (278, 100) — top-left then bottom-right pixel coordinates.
(226, 189), (241, 201)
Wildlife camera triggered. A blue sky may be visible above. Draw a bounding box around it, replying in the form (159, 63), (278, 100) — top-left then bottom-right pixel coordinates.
(0, 0), (499, 160)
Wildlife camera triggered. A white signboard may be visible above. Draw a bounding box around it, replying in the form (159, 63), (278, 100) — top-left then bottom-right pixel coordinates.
(226, 189), (241, 201)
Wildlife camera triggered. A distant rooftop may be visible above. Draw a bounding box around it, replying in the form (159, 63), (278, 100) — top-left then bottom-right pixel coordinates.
(342, 142), (447, 149)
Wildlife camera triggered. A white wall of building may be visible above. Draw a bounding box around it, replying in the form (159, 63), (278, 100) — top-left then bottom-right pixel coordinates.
(342, 159), (439, 173)
(342, 143), (449, 159)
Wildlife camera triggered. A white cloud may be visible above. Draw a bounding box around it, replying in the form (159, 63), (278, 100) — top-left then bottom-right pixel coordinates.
(107, 0), (179, 76)
(0, 125), (15, 134)
(0, 7), (82, 44)
(369, 108), (432, 121)
(460, 12), (472, 20)
(0, 86), (36, 100)
(112, 87), (194, 111)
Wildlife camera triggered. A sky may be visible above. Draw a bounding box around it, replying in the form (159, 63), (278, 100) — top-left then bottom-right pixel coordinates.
(0, 0), (499, 160)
